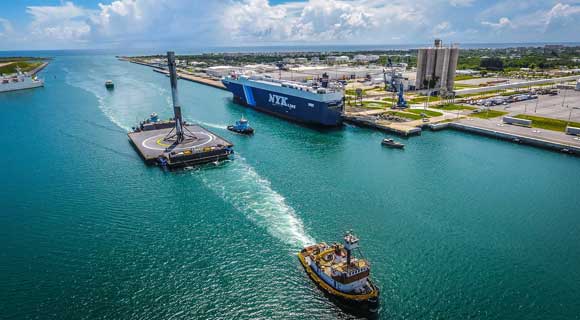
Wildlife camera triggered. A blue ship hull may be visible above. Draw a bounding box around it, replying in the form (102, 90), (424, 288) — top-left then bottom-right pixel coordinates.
(222, 80), (343, 126)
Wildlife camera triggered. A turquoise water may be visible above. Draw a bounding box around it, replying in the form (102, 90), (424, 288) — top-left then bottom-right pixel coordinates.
(1, 54), (580, 319)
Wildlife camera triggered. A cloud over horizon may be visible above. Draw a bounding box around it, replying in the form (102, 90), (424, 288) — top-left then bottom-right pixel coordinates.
(0, 0), (579, 50)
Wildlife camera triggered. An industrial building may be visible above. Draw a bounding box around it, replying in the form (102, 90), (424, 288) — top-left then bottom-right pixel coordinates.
(415, 39), (459, 94)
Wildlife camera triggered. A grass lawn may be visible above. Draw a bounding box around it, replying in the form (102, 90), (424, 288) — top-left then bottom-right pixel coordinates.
(456, 90), (502, 99)
(345, 89), (359, 96)
(434, 104), (477, 111)
(455, 74), (476, 81)
(361, 101), (388, 109)
(406, 109), (443, 117)
(454, 83), (478, 89)
(469, 110), (508, 119)
(0, 61), (43, 74)
(408, 95), (442, 104)
(386, 111), (422, 120)
(514, 114), (580, 132)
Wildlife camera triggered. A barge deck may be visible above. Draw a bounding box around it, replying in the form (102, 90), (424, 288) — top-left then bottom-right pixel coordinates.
(128, 123), (233, 167)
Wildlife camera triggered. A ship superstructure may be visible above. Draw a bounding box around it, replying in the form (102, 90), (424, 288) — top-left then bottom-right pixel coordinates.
(298, 232), (379, 312)
(222, 73), (344, 126)
(0, 68), (44, 93)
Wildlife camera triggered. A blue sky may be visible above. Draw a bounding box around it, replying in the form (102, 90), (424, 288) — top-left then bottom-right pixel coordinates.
(1, 0), (580, 50)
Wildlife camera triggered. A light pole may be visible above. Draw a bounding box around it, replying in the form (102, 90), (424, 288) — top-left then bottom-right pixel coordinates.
(561, 88), (568, 108)
(568, 107), (579, 127)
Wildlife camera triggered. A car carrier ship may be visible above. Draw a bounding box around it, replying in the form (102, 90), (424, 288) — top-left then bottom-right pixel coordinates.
(222, 73), (344, 126)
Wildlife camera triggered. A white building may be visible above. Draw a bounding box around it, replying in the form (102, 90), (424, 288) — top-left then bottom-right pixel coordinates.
(326, 55), (350, 64)
(353, 54), (380, 62)
(206, 66), (237, 78)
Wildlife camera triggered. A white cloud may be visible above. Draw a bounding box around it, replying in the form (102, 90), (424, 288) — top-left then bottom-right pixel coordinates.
(0, 18), (14, 37)
(434, 21), (451, 33)
(543, 3), (580, 29)
(223, 0), (427, 43)
(27, 2), (95, 41)
(2, 0), (580, 49)
(93, 0), (225, 45)
(449, 0), (474, 7)
(481, 17), (513, 29)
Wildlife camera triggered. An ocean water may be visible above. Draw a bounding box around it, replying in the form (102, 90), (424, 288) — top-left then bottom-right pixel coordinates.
(1, 54), (580, 319)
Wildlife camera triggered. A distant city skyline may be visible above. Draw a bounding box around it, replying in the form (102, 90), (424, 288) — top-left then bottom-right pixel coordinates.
(1, 0), (580, 50)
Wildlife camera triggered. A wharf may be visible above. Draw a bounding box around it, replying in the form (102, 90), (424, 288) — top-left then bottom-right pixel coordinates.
(342, 107), (462, 137)
(128, 123), (234, 167)
(152, 68), (226, 90)
(342, 114), (422, 136)
(443, 118), (580, 155)
(120, 57), (227, 90)
(31, 62), (49, 75)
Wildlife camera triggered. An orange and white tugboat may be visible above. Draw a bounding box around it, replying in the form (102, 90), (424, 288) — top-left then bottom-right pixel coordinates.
(298, 231), (380, 313)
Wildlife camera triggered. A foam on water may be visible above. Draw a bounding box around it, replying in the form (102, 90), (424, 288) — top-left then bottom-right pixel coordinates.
(63, 63), (170, 132)
(63, 61), (313, 249)
(195, 156), (315, 249)
(64, 66), (130, 132)
(188, 120), (227, 130)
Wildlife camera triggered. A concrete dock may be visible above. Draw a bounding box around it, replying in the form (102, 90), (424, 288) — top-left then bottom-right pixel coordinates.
(447, 118), (580, 155)
(31, 62), (49, 75)
(342, 114), (422, 136)
(342, 107), (465, 137)
(152, 68), (227, 90)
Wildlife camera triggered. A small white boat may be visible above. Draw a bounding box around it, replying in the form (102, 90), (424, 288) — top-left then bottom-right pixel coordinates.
(381, 138), (405, 149)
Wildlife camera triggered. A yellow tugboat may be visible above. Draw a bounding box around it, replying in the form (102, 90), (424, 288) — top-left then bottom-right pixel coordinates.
(298, 232), (380, 312)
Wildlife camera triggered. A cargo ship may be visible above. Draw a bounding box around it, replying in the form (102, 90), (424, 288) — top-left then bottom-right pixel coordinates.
(222, 73), (344, 126)
(298, 232), (380, 313)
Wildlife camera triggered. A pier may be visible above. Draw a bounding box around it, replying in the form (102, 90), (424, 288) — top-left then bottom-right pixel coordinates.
(444, 118), (580, 155)
(342, 114), (422, 136)
(152, 68), (226, 90)
(31, 62), (49, 75)
(121, 57), (226, 90)
(342, 107), (462, 137)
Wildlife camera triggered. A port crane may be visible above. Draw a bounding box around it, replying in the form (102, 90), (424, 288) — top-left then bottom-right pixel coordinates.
(383, 57), (408, 109)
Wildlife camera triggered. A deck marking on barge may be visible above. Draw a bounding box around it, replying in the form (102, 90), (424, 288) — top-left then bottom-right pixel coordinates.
(128, 124), (233, 165)
(140, 131), (214, 151)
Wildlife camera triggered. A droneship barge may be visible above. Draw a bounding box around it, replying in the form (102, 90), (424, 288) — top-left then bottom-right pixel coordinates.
(298, 232), (380, 312)
(222, 73), (344, 126)
(128, 52), (234, 169)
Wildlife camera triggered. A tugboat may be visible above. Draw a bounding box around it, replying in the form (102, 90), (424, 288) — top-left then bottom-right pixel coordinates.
(227, 118), (254, 135)
(105, 80), (114, 89)
(298, 232), (380, 313)
(381, 138), (404, 149)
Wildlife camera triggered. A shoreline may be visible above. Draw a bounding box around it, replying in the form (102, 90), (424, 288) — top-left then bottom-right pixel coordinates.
(122, 58), (226, 90)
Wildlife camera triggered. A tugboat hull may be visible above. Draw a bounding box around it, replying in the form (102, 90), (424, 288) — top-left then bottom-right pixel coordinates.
(227, 125), (254, 135)
(297, 252), (379, 313)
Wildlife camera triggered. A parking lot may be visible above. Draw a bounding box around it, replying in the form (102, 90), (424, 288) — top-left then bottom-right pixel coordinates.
(488, 89), (580, 122)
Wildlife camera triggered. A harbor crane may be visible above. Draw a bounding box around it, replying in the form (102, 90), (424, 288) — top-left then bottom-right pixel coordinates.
(383, 57), (408, 109)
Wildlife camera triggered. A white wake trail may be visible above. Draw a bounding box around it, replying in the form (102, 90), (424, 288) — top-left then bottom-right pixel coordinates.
(196, 156), (315, 249)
